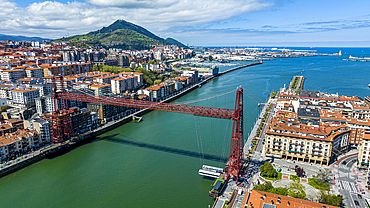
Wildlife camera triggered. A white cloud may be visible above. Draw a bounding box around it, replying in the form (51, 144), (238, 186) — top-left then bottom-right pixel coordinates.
(0, 0), (275, 39)
(86, 0), (177, 8)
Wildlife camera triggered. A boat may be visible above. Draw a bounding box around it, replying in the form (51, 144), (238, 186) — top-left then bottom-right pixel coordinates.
(198, 165), (223, 178)
(209, 178), (226, 198)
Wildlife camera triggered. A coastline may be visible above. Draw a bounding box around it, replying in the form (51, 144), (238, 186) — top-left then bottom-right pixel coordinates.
(0, 61), (262, 178)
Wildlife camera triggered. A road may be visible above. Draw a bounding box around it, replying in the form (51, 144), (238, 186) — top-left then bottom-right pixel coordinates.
(242, 98), (276, 190)
(333, 155), (368, 208)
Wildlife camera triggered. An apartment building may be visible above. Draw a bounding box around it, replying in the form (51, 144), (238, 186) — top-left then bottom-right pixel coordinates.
(119, 72), (143, 86)
(93, 74), (119, 84)
(89, 83), (111, 96)
(182, 69), (199, 84)
(31, 83), (52, 97)
(111, 77), (128, 94)
(25, 68), (44, 78)
(24, 118), (51, 144)
(2, 69), (26, 81)
(358, 132), (370, 169)
(0, 129), (39, 161)
(264, 118), (350, 165)
(11, 88), (40, 106)
(43, 62), (91, 76)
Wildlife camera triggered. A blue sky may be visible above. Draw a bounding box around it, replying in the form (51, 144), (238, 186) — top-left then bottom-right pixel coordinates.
(1, 0), (370, 46)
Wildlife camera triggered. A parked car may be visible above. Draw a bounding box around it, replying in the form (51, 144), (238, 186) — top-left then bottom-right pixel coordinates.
(354, 200), (359, 206)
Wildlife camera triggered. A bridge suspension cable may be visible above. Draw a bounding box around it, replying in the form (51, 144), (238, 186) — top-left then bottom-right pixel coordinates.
(243, 89), (264, 102)
(176, 89), (237, 105)
(241, 91), (261, 104)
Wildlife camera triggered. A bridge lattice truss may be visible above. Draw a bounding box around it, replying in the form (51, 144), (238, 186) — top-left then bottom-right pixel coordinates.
(46, 76), (244, 180)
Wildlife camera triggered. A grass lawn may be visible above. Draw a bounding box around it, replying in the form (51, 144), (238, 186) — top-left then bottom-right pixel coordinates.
(263, 172), (282, 181)
(290, 175), (300, 182)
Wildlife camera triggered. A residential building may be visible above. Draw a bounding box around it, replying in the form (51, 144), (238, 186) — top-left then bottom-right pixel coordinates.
(2, 69), (26, 81)
(31, 83), (52, 97)
(69, 107), (92, 135)
(0, 84), (15, 100)
(0, 129), (40, 161)
(11, 88), (40, 106)
(264, 116), (350, 165)
(86, 103), (126, 122)
(94, 74), (119, 84)
(0, 97), (8, 112)
(358, 132), (370, 169)
(89, 83), (111, 96)
(119, 72), (143, 86)
(25, 68), (44, 78)
(24, 118), (51, 144)
(182, 69), (199, 84)
(244, 190), (339, 208)
(43, 62), (91, 76)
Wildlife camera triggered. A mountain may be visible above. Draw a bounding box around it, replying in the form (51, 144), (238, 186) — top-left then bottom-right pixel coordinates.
(0, 34), (50, 41)
(55, 20), (187, 50)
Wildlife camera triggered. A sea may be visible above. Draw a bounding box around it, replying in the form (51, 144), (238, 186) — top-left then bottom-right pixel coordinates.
(0, 47), (369, 208)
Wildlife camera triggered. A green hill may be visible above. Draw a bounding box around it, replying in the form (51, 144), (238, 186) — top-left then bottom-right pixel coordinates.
(55, 20), (186, 50)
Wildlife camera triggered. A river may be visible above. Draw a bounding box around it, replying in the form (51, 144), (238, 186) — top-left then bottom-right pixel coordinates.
(0, 47), (369, 207)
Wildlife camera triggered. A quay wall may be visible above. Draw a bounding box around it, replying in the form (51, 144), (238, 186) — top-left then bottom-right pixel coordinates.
(0, 62), (262, 178)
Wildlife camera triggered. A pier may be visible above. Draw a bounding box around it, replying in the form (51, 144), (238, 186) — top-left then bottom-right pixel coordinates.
(288, 75), (305, 91)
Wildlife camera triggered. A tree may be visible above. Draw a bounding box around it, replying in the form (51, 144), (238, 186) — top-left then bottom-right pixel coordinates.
(253, 181), (274, 192)
(288, 182), (306, 199)
(154, 79), (162, 85)
(253, 181), (288, 196)
(120, 68), (132, 73)
(319, 192), (343, 207)
(295, 165), (306, 177)
(92, 65), (98, 71)
(314, 168), (331, 185)
(270, 187), (288, 196)
(260, 162), (279, 178)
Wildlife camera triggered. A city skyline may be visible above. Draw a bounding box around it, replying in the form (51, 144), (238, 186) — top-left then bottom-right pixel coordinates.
(1, 0), (370, 47)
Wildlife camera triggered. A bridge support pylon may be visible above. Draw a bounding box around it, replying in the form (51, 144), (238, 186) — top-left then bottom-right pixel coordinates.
(226, 87), (244, 180)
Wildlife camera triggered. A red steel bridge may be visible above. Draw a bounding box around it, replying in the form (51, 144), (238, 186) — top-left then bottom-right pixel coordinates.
(46, 76), (244, 180)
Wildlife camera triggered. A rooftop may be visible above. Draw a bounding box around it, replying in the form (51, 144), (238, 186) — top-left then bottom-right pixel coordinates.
(245, 190), (340, 208)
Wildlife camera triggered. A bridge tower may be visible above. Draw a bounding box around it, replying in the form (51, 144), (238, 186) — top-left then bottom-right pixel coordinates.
(226, 87), (244, 180)
(42, 76), (74, 143)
